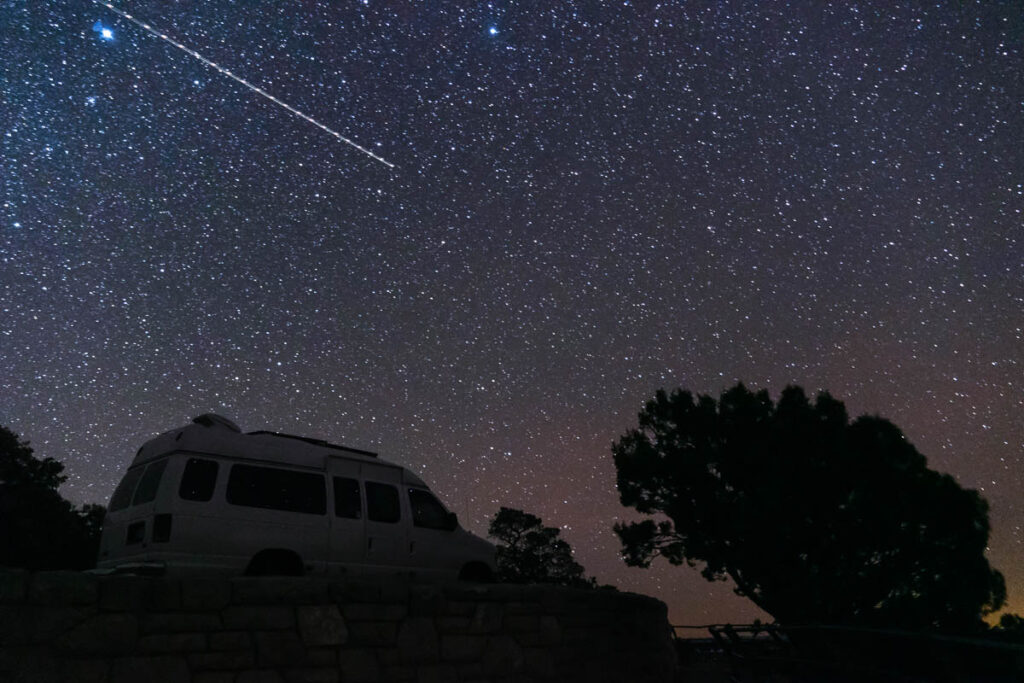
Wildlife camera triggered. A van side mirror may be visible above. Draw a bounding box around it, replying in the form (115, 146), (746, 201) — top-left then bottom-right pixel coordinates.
(445, 512), (458, 531)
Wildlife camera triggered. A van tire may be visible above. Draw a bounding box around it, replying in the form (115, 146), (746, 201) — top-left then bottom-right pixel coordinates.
(245, 549), (304, 577)
(458, 562), (493, 583)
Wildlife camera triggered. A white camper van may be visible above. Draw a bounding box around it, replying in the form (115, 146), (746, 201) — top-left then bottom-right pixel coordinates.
(97, 414), (496, 581)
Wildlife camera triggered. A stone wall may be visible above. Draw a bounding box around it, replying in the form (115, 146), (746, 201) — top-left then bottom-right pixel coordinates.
(0, 570), (677, 683)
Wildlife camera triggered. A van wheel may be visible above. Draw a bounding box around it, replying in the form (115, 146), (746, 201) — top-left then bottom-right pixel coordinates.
(245, 550), (304, 577)
(458, 562), (493, 583)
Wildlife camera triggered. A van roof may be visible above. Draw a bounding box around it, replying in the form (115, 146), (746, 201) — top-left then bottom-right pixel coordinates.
(129, 415), (427, 487)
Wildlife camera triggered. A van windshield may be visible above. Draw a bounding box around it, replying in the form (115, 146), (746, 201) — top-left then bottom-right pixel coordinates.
(132, 458), (168, 506)
(109, 466), (145, 511)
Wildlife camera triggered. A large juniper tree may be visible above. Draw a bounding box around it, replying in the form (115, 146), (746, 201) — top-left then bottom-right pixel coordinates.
(613, 383), (1005, 633)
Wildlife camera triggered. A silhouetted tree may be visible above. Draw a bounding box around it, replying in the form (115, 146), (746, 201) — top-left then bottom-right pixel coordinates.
(613, 383), (1005, 633)
(990, 613), (1024, 643)
(0, 425), (105, 569)
(488, 507), (593, 587)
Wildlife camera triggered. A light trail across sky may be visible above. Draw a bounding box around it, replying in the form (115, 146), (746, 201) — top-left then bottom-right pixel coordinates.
(89, 0), (396, 169)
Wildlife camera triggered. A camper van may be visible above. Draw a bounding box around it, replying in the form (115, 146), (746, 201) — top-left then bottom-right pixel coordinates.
(97, 414), (496, 581)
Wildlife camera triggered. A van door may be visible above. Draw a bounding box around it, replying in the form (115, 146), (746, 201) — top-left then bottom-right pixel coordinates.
(405, 487), (459, 579)
(326, 457), (365, 574)
(360, 463), (407, 572)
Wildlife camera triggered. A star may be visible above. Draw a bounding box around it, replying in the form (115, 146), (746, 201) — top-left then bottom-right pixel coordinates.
(92, 21), (114, 41)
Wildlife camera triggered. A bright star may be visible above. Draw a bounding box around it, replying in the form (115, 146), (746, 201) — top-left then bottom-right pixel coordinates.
(489, 26), (499, 36)
(93, 21), (114, 41)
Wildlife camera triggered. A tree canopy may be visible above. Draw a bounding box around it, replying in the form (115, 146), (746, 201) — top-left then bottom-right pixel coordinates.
(0, 425), (105, 570)
(488, 507), (592, 587)
(613, 383), (1005, 633)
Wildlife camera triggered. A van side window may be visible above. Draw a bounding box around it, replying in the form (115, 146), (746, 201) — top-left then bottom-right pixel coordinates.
(365, 482), (400, 523)
(408, 489), (450, 530)
(179, 458), (219, 501)
(226, 464), (326, 515)
(333, 477), (362, 519)
(109, 466), (145, 511)
(132, 459), (169, 505)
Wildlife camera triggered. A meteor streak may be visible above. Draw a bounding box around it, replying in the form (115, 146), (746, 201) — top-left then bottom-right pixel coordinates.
(89, 0), (395, 169)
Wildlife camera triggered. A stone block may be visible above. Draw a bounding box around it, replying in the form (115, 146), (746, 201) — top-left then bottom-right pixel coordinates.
(442, 601), (476, 617)
(342, 603), (406, 622)
(209, 630), (251, 651)
(98, 575), (146, 611)
(188, 649), (257, 670)
(538, 588), (567, 615)
(28, 571), (97, 606)
(142, 612), (222, 633)
(435, 616), (471, 634)
(137, 631), (207, 654)
(255, 629), (307, 667)
(0, 568), (29, 603)
(523, 647), (555, 678)
(58, 613), (139, 655)
(0, 606), (30, 644)
(192, 673), (235, 683)
(337, 648), (380, 683)
(469, 602), (503, 634)
(396, 617), (438, 663)
(232, 577), (330, 605)
(539, 615), (561, 645)
(181, 578), (232, 611)
(441, 634), (486, 662)
(504, 600), (540, 615)
(503, 614), (539, 634)
(61, 658), (110, 683)
(407, 584), (445, 617)
(27, 606), (94, 642)
(377, 578), (411, 604)
(110, 656), (190, 683)
(441, 583), (491, 602)
(481, 635), (524, 676)
(415, 664), (458, 683)
(237, 670), (285, 683)
(304, 646), (338, 667)
(329, 580), (380, 603)
(3, 646), (63, 683)
(284, 668), (341, 683)
(222, 605), (294, 630)
(297, 604), (348, 646)
(379, 660), (416, 682)
(99, 576), (180, 611)
(347, 621), (398, 646)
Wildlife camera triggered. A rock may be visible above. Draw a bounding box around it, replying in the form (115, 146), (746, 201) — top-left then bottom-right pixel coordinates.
(297, 604), (348, 646)
(28, 571), (97, 606)
(58, 613), (139, 655)
(396, 617), (439, 663)
(110, 656), (190, 683)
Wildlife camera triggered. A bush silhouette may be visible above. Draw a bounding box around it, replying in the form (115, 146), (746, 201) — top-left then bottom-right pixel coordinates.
(0, 425), (105, 570)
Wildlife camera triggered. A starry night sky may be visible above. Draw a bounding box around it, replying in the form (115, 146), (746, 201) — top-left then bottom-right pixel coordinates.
(3, 1), (1022, 625)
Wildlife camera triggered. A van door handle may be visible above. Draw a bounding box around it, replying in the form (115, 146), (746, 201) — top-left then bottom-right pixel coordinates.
(409, 541), (415, 554)
(367, 537), (373, 550)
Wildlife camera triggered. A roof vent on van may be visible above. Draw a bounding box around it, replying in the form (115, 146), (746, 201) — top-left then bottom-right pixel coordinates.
(192, 414), (241, 432)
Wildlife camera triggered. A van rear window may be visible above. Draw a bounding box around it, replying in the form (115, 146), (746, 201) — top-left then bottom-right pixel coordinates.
(179, 458), (219, 501)
(109, 466), (145, 511)
(366, 482), (400, 523)
(226, 464), (326, 515)
(132, 458), (168, 506)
